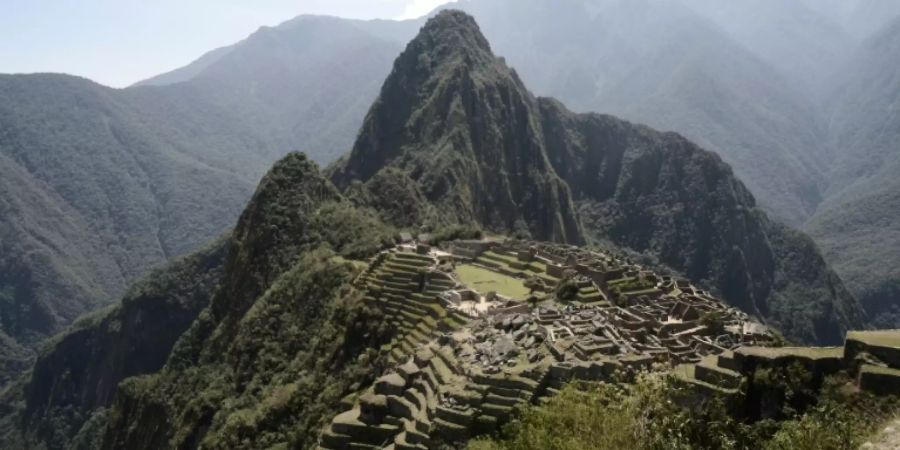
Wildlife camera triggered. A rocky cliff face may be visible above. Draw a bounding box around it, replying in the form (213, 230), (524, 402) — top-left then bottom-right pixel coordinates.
(332, 10), (864, 344)
(537, 99), (865, 344)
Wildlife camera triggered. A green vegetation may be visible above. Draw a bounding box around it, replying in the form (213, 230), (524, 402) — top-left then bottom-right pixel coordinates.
(554, 278), (580, 302)
(0, 238), (229, 449)
(0, 13), (412, 387)
(737, 346), (843, 360)
(429, 224), (484, 245)
(455, 264), (531, 300)
(312, 202), (395, 259)
(470, 374), (899, 450)
(847, 330), (900, 347)
(104, 249), (393, 449)
(700, 311), (728, 335)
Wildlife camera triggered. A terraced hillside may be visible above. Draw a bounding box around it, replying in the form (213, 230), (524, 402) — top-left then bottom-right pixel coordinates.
(355, 249), (469, 365)
(318, 237), (776, 449)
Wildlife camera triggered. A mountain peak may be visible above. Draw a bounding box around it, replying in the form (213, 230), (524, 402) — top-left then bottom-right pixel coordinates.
(330, 11), (582, 244)
(415, 9), (493, 57)
(389, 9), (508, 87)
(330, 9), (532, 187)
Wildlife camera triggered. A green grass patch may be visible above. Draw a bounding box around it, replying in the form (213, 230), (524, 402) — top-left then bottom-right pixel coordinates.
(455, 264), (531, 300)
(738, 346), (843, 360)
(848, 330), (900, 347)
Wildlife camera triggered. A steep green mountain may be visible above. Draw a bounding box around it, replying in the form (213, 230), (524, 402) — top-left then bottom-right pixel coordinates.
(330, 10), (583, 244)
(95, 154), (395, 450)
(0, 15), (416, 386)
(0, 239), (227, 449)
(0, 11), (871, 450)
(806, 17), (900, 327)
(332, 10), (863, 345)
(1, 152), (397, 450)
(135, 14), (419, 164)
(0, 74), (267, 385)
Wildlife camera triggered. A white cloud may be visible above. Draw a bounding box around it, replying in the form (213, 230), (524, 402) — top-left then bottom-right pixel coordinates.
(398, 0), (454, 19)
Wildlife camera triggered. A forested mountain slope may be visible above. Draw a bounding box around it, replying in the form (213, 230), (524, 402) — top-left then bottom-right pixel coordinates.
(0, 16), (415, 385)
(806, 17), (900, 327)
(0, 74), (258, 385)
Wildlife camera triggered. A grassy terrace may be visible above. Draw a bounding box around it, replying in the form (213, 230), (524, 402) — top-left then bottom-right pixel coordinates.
(359, 250), (470, 364)
(621, 288), (661, 297)
(848, 330), (900, 347)
(861, 364), (900, 376)
(455, 264), (531, 300)
(476, 251), (559, 284)
(737, 346), (843, 360)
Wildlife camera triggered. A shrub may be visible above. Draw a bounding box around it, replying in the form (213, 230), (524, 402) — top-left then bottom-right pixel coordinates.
(555, 279), (579, 301)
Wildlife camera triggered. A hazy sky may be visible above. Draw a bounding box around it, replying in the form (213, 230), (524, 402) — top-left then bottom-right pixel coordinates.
(2, 0), (452, 88)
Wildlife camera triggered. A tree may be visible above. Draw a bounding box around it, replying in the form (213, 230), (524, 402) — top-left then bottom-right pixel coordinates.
(524, 276), (545, 294)
(700, 311), (727, 335)
(555, 279), (579, 302)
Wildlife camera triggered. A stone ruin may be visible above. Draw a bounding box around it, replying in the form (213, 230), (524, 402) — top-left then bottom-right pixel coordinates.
(317, 238), (790, 449)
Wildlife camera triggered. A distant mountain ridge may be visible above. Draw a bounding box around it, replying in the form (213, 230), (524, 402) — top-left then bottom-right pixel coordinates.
(0, 74), (263, 385)
(806, 16), (900, 327)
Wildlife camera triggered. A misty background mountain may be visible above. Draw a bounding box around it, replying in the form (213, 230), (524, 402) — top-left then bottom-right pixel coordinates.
(2, 0), (899, 383)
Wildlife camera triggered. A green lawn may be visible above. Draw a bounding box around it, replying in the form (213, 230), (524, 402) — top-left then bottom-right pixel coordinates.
(455, 264), (531, 300)
(848, 330), (900, 347)
(736, 346), (843, 360)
